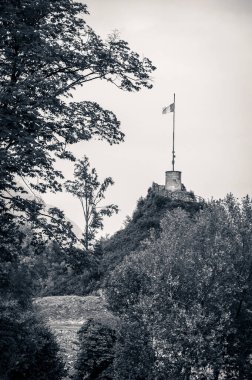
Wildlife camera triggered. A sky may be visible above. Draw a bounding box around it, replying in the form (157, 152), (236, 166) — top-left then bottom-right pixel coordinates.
(43, 0), (252, 237)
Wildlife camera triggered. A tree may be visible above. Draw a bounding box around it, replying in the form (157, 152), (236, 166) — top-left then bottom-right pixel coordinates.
(65, 156), (118, 251)
(0, 300), (66, 380)
(113, 319), (155, 380)
(0, 0), (155, 246)
(0, 1), (155, 376)
(74, 319), (117, 380)
(106, 196), (252, 379)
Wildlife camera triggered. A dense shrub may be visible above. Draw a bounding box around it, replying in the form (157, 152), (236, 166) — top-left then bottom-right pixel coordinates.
(74, 319), (117, 380)
(113, 320), (155, 380)
(0, 300), (65, 380)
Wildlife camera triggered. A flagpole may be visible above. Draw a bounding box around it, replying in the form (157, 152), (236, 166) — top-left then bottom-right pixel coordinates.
(172, 93), (175, 171)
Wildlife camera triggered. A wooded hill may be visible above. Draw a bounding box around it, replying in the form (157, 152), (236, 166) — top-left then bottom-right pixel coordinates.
(27, 188), (204, 297)
(99, 188), (204, 283)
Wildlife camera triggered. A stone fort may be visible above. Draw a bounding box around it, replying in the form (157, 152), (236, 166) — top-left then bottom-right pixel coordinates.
(151, 170), (204, 203)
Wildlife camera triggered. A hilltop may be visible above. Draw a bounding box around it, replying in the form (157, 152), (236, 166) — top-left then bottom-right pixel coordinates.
(99, 185), (204, 281)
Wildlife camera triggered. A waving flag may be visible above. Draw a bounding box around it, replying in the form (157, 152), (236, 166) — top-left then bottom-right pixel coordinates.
(162, 103), (175, 114)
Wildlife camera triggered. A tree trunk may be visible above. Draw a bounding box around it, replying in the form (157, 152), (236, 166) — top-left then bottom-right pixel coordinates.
(184, 366), (191, 380)
(213, 367), (220, 380)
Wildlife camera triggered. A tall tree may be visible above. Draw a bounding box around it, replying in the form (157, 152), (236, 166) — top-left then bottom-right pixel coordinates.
(65, 156), (118, 251)
(0, 2), (155, 375)
(0, 0), (155, 246)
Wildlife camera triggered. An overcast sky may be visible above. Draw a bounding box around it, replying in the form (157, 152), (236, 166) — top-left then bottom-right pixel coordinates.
(43, 0), (252, 237)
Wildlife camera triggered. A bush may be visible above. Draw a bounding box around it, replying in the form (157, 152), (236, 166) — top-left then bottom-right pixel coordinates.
(114, 320), (155, 380)
(74, 319), (117, 380)
(0, 300), (65, 380)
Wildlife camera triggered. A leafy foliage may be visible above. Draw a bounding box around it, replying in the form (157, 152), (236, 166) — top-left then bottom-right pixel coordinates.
(113, 319), (155, 380)
(0, 1), (155, 376)
(106, 195), (252, 380)
(0, 299), (65, 380)
(0, 0), (155, 246)
(100, 189), (203, 281)
(12, 237), (99, 297)
(65, 156), (118, 251)
(74, 319), (117, 380)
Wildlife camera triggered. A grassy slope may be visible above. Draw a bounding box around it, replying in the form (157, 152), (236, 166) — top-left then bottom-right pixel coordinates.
(34, 295), (116, 378)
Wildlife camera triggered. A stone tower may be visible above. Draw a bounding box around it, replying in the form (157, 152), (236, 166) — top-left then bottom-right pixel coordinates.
(165, 170), (182, 192)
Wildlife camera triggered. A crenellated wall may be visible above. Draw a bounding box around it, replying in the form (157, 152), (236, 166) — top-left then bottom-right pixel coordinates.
(151, 182), (203, 202)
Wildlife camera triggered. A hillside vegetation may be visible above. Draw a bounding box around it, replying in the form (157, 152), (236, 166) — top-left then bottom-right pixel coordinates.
(103, 195), (252, 379)
(23, 189), (203, 297)
(99, 188), (204, 282)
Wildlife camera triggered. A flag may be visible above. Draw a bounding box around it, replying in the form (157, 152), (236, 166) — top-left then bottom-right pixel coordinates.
(162, 103), (175, 114)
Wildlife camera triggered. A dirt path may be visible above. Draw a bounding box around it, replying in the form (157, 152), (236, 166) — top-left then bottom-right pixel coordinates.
(49, 321), (83, 378)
